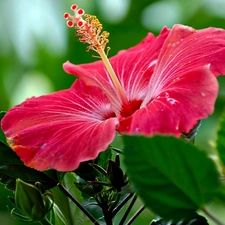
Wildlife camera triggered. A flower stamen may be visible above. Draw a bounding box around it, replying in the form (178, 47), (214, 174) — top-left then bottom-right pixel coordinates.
(64, 5), (131, 112)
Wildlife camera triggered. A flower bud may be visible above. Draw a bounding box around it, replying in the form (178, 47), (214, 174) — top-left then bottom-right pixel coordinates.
(107, 160), (125, 191)
(15, 179), (53, 222)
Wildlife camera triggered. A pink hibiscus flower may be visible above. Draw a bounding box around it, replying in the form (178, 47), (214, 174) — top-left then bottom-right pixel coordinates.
(1, 5), (225, 171)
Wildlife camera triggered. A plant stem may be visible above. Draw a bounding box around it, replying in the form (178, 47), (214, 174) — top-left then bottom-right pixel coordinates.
(118, 195), (137, 225)
(112, 193), (134, 218)
(125, 205), (145, 225)
(101, 202), (114, 225)
(40, 217), (53, 225)
(57, 183), (100, 225)
(202, 208), (225, 225)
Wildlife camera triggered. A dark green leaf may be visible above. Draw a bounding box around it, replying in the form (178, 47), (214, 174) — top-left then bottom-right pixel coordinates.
(44, 170), (59, 182)
(216, 110), (225, 168)
(215, 184), (225, 204)
(107, 160), (125, 190)
(0, 141), (57, 190)
(0, 172), (17, 190)
(74, 148), (112, 182)
(75, 182), (97, 197)
(11, 208), (32, 222)
(75, 160), (98, 182)
(57, 171), (66, 182)
(8, 196), (16, 205)
(97, 147), (112, 169)
(0, 111), (6, 120)
(0, 111), (7, 145)
(123, 135), (220, 220)
(0, 141), (23, 165)
(150, 214), (209, 224)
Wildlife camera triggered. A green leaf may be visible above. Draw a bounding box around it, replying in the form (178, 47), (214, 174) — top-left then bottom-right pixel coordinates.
(63, 172), (84, 225)
(0, 111), (6, 119)
(107, 160), (125, 190)
(216, 110), (225, 169)
(50, 172), (93, 225)
(49, 200), (68, 225)
(0, 111), (7, 145)
(150, 214), (209, 224)
(0, 141), (57, 190)
(74, 148), (112, 182)
(11, 208), (32, 222)
(57, 172), (66, 182)
(214, 184), (225, 203)
(75, 160), (98, 182)
(97, 147), (112, 169)
(123, 135), (220, 220)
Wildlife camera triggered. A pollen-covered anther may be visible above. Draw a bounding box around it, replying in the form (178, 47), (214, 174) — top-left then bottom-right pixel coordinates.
(78, 14), (109, 52)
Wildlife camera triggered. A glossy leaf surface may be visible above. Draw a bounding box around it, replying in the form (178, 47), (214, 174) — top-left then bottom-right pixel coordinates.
(123, 135), (220, 220)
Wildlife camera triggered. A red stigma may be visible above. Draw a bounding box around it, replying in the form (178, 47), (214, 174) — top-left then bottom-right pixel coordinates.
(64, 12), (69, 19)
(71, 4), (77, 11)
(77, 9), (84, 15)
(67, 20), (74, 27)
(77, 21), (84, 27)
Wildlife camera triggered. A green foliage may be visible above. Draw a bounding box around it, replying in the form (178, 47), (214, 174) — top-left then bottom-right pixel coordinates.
(50, 172), (93, 225)
(75, 147), (112, 183)
(123, 135), (220, 221)
(216, 109), (225, 169)
(97, 147), (112, 169)
(74, 148), (113, 197)
(106, 159), (126, 191)
(150, 214), (209, 225)
(10, 179), (53, 223)
(0, 111), (7, 145)
(0, 1), (225, 224)
(0, 141), (57, 190)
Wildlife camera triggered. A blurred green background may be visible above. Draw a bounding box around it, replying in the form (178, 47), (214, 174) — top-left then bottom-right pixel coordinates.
(1, 0), (225, 224)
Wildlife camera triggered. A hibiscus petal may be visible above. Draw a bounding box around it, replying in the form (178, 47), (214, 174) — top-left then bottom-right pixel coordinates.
(119, 66), (218, 136)
(64, 60), (122, 114)
(144, 24), (225, 104)
(63, 27), (170, 113)
(111, 27), (170, 102)
(1, 80), (118, 171)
